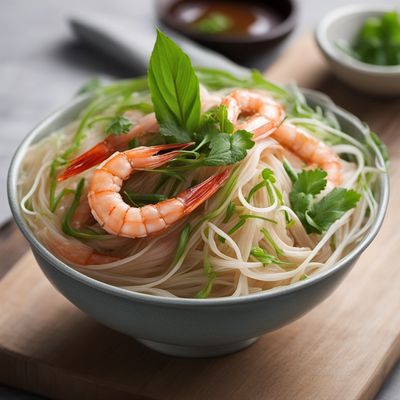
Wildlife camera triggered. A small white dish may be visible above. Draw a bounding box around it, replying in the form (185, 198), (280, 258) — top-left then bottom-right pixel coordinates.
(315, 4), (400, 96)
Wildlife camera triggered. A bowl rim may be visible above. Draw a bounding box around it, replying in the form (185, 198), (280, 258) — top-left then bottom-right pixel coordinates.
(157, 0), (298, 45)
(315, 3), (400, 75)
(7, 89), (389, 308)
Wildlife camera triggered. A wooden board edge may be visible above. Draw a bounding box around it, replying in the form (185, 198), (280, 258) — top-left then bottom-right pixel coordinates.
(359, 336), (400, 400)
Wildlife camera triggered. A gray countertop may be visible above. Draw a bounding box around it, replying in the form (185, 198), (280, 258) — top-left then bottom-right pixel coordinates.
(1, 0), (399, 399)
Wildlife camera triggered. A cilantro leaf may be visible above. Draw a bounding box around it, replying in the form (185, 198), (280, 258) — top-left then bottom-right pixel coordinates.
(289, 169), (361, 234)
(289, 191), (314, 229)
(305, 188), (361, 233)
(105, 116), (133, 135)
(148, 30), (201, 134)
(293, 169), (327, 196)
(204, 130), (254, 166)
(193, 110), (220, 147)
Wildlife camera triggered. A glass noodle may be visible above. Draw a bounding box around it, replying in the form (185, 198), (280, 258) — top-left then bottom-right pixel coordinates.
(17, 34), (387, 299)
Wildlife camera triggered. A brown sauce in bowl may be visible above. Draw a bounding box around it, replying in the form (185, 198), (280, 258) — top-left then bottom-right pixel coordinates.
(170, 0), (283, 37)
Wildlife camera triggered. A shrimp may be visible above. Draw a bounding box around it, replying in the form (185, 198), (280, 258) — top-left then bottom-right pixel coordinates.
(37, 227), (119, 265)
(58, 112), (159, 181)
(272, 123), (342, 186)
(222, 90), (284, 138)
(59, 86), (220, 182)
(222, 90), (341, 185)
(88, 143), (229, 238)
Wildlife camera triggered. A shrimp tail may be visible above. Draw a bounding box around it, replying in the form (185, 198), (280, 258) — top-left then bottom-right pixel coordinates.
(58, 141), (114, 182)
(129, 142), (194, 169)
(178, 169), (230, 214)
(58, 142), (194, 182)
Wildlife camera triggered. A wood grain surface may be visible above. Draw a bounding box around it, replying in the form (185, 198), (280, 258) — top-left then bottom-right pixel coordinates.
(0, 33), (399, 400)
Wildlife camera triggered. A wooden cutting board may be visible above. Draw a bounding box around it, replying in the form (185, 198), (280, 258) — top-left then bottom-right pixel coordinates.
(1, 33), (400, 400)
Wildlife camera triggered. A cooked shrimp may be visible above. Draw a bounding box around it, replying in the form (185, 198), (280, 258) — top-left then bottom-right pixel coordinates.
(58, 112), (159, 181)
(88, 143), (229, 238)
(222, 90), (284, 137)
(223, 90), (341, 185)
(272, 123), (342, 186)
(37, 227), (119, 265)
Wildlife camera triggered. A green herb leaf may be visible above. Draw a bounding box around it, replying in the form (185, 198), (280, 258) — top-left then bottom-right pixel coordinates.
(293, 169), (327, 196)
(305, 188), (361, 234)
(289, 169), (361, 234)
(204, 130), (254, 166)
(348, 11), (400, 66)
(148, 30), (201, 134)
(289, 191), (314, 230)
(105, 116), (133, 135)
(159, 121), (193, 143)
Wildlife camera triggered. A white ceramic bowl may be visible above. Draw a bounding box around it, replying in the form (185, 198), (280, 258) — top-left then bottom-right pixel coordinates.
(315, 4), (400, 96)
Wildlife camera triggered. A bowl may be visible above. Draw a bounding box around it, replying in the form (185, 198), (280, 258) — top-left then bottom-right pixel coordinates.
(7, 89), (388, 358)
(315, 4), (400, 96)
(157, 0), (297, 62)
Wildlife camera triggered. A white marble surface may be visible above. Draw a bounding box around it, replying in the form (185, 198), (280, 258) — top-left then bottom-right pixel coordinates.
(1, 0), (399, 398)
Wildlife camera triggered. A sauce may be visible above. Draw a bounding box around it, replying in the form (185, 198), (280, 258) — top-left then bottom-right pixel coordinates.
(170, 0), (283, 37)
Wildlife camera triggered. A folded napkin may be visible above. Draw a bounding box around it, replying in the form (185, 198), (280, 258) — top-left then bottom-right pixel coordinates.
(69, 13), (249, 76)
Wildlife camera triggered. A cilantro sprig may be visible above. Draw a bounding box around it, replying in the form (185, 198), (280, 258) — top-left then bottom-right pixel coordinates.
(288, 168), (361, 234)
(105, 116), (133, 135)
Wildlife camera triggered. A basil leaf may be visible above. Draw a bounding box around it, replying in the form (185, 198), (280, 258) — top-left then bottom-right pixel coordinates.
(159, 122), (192, 143)
(148, 30), (201, 134)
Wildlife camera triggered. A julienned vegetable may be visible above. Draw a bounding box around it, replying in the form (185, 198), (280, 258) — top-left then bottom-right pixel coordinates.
(19, 30), (387, 299)
(341, 11), (400, 66)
